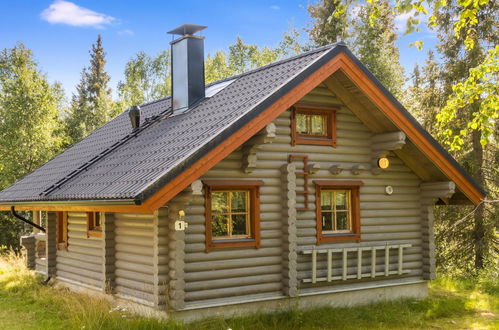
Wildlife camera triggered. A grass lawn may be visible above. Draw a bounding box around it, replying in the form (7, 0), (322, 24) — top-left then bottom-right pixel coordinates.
(0, 253), (497, 330)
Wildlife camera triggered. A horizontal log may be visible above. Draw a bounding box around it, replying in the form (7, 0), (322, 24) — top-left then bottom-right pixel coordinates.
(186, 247), (282, 263)
(67, 237), (102, 249)
(115, 260), (154, 275)
(185, 282), (281, 302)
(56, 249), (102, 264)
(185, 256), (281, 272)
(115, 236), (154, 248)
(114, 277), (155, 294)
(115, 252), (154, 266)
(57, 263), (102, 281)
(115, 286), (155, 303)
(361, 224), (421, 234)
(57, 255), (102, 271)
(115, 269), (155, 284)
(66, 244), (102, 257)
(185, 264), (282, 282)
(186, 273), (281, 292)
(115, 243), (155, 256)
(57, 271), (102, 288)
(114, 213), (155, 220)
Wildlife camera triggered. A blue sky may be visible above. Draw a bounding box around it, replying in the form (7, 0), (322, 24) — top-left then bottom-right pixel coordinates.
(0, 0), (437, 98)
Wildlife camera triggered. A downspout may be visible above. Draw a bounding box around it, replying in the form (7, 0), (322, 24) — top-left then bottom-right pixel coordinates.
(11, 206), (46, 233)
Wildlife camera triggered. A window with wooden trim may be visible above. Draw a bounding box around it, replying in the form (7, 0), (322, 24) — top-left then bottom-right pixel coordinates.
(203, 180), (263, 251)
(291, 105), (336, 147)
(314, 180), (363, 244)
(57, 211), (68, 249)
(87, 212), (102, 238)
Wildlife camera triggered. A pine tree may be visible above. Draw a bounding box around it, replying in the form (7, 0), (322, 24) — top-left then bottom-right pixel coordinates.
(66, 35), (114, 144)
(307, 0), (405, 98)
(307, 0), (351, 45)
(407, 51), (444, 132)
(352, 0), (406, 98)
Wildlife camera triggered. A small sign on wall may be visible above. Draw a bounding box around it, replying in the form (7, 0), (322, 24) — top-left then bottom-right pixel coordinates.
(175, 220), (188, 231)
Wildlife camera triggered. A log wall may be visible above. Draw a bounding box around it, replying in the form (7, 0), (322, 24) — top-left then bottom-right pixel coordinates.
(56, 212), (103, 289)
(114, 212), (161, 306)
(182, 84), (424, 305)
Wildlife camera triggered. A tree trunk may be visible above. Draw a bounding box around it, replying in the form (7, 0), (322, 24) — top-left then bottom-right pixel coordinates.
(472, 129), (485, 270)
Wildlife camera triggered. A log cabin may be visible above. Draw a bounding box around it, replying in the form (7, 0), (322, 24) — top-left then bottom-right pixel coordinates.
(0, 24), (485, 320)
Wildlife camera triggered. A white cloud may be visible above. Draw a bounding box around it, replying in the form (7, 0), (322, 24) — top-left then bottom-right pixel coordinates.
(41, 0), (115, 28)
(270, 5), (280, 10)
(118, 29), (134, 36)
(394, 11), (414, 33)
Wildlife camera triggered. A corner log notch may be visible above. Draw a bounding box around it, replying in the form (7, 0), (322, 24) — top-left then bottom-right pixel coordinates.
(371, 132), (406, 175)
(420, 181), (455, 280)
(241, 123), (276, 173)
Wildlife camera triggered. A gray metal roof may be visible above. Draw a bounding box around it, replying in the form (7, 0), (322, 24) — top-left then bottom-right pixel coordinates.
(0, 44), (333, 203)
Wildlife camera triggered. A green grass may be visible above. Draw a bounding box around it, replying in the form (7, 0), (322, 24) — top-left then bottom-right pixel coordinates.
(0, 253), (497, 330)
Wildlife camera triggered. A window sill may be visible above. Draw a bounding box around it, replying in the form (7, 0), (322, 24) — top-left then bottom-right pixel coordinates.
(206, 238), (259, 252)
(318, 233), (360, 244)
(294, 137), (336, 147)
(57, 242), (68, 250)
(87, 230), (102, 238)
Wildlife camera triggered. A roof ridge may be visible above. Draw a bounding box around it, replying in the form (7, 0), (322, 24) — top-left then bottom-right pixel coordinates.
(204, 43), (340, 88)
(136, 43), (340, 109)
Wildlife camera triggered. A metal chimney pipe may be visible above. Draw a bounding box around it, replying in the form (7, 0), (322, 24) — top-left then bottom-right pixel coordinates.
(168, 24), (207, 114)
(128, 105), (141, 129)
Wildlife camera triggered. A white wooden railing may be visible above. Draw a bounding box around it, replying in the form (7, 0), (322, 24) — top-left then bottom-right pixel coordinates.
(301, 243), (411, 283)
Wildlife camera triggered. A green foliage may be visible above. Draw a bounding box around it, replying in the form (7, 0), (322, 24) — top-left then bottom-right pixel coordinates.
(205, 51), (232, 83)
(0, 44), (64, 250)
(406, 51), (445, 131)
(437, 45), (498, 150)
(352, 0), (406, 98)
(308, 0), (406, 97)
(65, 35), (115, 145)
(117, 50), (171, 109)
(0, 253), (497, 329)
(323, 0), (497, 146)
(307, 0), (352, 44)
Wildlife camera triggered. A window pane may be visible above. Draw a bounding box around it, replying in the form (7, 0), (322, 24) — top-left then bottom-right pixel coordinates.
(95, 213), (101, 227)
(321, 191), (333, 210)
(231, 191), (247, 213)
(212, 214), (228, 237)
(311, 115), (326, 136)
(232, 214), (249, 236)
(211, 192), (228, 213)
(322, 212), (333, 231)
(336, 212), (349, 230)
(335, 191), (348, 210)
(296, 114), (308, 134)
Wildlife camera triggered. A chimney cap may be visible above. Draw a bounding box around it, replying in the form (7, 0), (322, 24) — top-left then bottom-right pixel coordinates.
(168, 24), (207, 36)
(128, 105), (141, 130)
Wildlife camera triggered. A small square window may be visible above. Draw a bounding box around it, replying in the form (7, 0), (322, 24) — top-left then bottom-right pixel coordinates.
(87, 212), (102, 238)
(291, 106), (336, 147)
